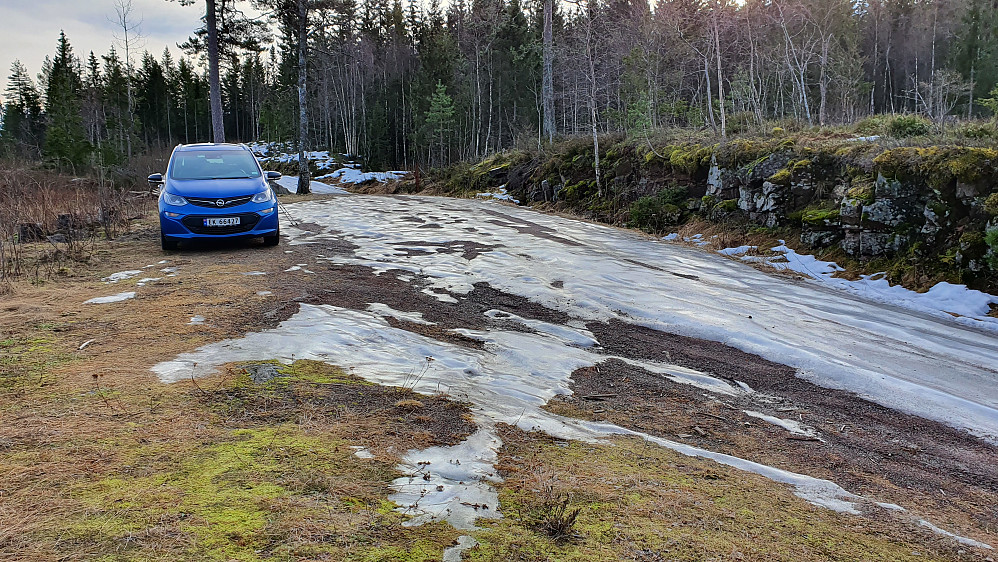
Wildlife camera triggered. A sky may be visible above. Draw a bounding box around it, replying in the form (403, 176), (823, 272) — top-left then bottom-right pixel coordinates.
(0, 0), (205, 96)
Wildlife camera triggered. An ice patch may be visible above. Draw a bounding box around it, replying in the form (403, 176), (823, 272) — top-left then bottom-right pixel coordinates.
(367, 303), (436, 325)
(256, 291), (273, 296)
(743, 410), (822, 440)
(242, 271), (267, 276)
(392, 428), (501, 530)
(136, 278), (161, 286)
(919, 519), (993, 549)
(284, 264), (315, 274)
(188, 315), (206, 326)
(350, 446), (375, 459)
(85, 292), (136, 304)
(151, 304), (864, 520)
(274, 197), (998, 444)
(102, 270), (142, 283)
(663, 233), (680, 241)
(160, 267), (178, 274)
(421, 289), (459, 303)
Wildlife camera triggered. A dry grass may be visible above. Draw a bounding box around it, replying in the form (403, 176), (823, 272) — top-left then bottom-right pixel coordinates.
(469, 425), (978, 562)
(0, 224), (474, 560)
(0, 164), (155, 290)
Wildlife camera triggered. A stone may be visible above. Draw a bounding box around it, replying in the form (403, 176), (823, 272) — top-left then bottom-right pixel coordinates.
(17, 223), (45, 242)
(874, 173), (915, 198)
(863, 199), (904, 227)
(840, 198), (863, 226)
(801, 229), (843, 248)
(956, 182), (980, 199)
(244, 363), (281, 384)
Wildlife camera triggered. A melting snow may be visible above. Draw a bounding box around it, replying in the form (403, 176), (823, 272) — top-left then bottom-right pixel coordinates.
(102, 270), (142, 283)
(475, 186), (520, 204)
(275, 176), (349, 195)
(85, 292), (136, 304)
(316, 168), (408, 185)
(743, 410), (823, 440)
(367, 303), (436, 326)
(715, 240), (998, 324)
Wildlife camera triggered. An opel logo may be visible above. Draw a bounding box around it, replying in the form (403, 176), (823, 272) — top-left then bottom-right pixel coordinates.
(215, 199), (225, 207)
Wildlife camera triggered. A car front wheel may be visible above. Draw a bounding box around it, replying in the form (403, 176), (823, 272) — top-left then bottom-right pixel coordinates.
(263, 230), (280, 247)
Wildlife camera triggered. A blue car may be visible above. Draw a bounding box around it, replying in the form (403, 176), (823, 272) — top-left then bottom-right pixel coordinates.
(150, 143), (282, 251)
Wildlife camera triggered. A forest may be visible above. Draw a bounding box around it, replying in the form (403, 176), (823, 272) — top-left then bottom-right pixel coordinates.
(1, 0), (998, 174)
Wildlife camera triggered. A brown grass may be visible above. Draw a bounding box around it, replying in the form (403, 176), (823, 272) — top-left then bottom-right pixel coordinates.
(0, 164), (155, 290)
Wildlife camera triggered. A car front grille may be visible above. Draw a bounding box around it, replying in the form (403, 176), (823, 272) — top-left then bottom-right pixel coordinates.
(186, 195), (254, 208)
(181, 213), (262, 234)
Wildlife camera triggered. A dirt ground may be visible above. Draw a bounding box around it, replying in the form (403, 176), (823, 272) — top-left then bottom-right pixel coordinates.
(2, 197), (996, 560)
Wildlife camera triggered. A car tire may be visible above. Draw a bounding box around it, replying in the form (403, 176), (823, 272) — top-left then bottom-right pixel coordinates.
(263, 230), (280, 247)
(161, 233), (179, 251)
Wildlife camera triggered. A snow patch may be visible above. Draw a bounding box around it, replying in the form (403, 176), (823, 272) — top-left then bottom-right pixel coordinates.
(475, 186), (520, 205)
(316, 167), (408, 185)
(743, 410), (823, 440)
(275, 176), (349, 195)
(102, 270), (142, 283)
(85, 292), (136, 304)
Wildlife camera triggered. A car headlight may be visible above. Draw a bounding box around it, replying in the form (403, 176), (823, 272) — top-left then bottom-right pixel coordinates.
(251, 189), (274, 203)
(162, 192), (188, 206)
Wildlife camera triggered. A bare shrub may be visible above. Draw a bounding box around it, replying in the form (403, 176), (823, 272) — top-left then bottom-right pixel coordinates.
(0, 161), (154, 287)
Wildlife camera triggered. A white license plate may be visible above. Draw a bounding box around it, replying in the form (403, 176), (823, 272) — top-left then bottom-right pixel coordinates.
(204, 217), (240, 227)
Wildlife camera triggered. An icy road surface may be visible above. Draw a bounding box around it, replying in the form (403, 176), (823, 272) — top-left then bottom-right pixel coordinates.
(278, 196), (998, 442)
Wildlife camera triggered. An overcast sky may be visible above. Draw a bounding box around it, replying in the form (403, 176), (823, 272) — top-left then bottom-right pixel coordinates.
(0, 0), (205, 96)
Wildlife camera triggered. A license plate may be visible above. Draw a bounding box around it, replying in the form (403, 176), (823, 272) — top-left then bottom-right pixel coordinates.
(204, 217), (240, 227)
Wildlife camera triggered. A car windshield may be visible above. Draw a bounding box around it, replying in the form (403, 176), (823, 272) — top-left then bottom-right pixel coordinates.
(169, 150), (262, 180)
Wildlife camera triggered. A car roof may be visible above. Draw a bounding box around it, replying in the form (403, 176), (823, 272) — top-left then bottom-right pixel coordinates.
(175, 143), (251, 152)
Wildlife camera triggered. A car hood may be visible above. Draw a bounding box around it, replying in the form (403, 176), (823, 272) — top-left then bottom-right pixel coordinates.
(167, 177), (268, 198)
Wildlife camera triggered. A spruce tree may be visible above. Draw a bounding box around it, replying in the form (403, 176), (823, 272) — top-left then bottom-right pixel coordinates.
(425, 80), (454, 166)
(1, 60), (45, 157)
(43, 31), (91, 169)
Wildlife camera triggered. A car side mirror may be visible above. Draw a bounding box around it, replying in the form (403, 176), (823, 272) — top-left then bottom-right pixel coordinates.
(148, 173), (164, 183)
(265, 171), (282, 181)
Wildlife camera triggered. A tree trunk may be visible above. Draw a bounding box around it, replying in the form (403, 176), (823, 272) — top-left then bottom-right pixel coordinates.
(206, 0), (225, 143)
(712, 2), (726, 138)
(296, 0), (311, 195)
(542, 0), (555, 144)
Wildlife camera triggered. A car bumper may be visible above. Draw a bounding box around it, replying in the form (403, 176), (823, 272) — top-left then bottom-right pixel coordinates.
(159, 208), (279, 239)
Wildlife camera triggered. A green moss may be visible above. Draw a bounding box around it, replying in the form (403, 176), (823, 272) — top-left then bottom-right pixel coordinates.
(801, 207), (841, 226)
(562, 180), (597, 204)
(873, 146), (998, 188)
(665, 144), (713, 175)
(847, 181), (875, 205)
(792, 159), (812, 174)
(767, 168), (792, 186)
(716, 199), (739, 212)
(701, 194), (717, 210)
(276, 359), (371, 385)
(985, 193), (998, 216)
(986, 228), (998, 270)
